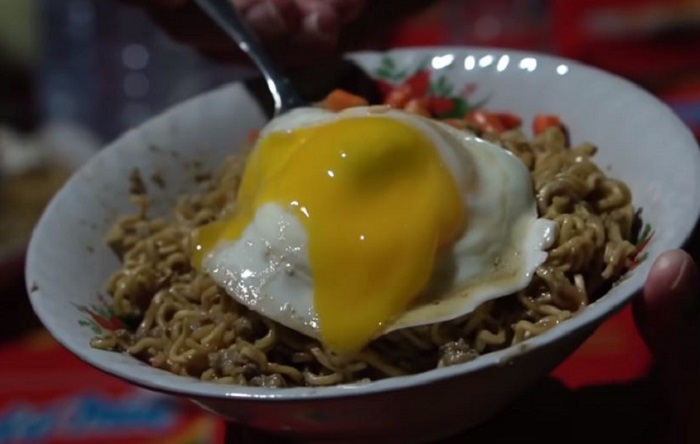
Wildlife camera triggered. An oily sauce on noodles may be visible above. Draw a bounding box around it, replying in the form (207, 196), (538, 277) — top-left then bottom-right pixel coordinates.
(92, 122), (638, 388)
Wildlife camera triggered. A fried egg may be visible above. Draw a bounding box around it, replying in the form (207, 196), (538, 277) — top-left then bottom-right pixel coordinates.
(193, 106), (556, 355)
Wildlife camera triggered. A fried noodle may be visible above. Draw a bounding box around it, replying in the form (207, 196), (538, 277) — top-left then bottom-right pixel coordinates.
(92, 125), (637, 388)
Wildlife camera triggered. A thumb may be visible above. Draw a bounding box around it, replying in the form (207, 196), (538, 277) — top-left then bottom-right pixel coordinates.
(634, 249), (699, 354)
(633, 249), (699, 444)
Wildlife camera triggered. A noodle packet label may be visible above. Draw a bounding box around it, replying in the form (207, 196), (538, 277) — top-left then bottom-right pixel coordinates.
(0, 330), (224, 444)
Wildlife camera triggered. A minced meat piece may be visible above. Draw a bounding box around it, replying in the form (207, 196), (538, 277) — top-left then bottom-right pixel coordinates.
(438, 339), (479, 367)
(250, 374), (286, 388)
(208, 348), (258, 377)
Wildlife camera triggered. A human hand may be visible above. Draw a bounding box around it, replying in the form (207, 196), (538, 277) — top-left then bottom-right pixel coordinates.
(230, 0), (367, 48)
(634, 248), (700, 444)
(120, 0), (368, 65)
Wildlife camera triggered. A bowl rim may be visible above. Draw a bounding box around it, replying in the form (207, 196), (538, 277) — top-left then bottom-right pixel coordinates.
(26, 46), (700, 402)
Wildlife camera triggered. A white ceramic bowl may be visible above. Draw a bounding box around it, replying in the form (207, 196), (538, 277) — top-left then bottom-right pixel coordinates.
(26, 48), (700, 443)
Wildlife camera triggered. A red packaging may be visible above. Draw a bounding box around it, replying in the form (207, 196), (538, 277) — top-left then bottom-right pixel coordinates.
(551, 0), (700, 83)
(0, 330), (224, 444)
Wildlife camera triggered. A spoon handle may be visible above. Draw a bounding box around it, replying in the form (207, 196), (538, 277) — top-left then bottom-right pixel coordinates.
(194, 0), (307, 115)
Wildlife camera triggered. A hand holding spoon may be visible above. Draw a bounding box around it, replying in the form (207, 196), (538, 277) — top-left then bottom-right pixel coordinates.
(194, 0), (308, 116)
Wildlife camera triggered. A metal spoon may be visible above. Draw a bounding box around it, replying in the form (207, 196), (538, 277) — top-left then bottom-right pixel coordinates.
(194, 0), (308, 116)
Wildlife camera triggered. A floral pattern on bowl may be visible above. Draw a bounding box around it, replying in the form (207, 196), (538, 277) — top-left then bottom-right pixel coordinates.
(630, 223), (655, 270)
(369, 54), (656, 276)
(75, 293), (124, 334)
(372, 55), (489, 119)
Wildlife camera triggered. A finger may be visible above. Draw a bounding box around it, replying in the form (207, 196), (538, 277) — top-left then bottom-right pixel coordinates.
(144, 0), (331, 67)
(633, 249), (699, 355)
(295, 0), (342, 37)
(232, 0), (302, 39)
(219, 0), (339, 64)
(633, 249), (700, 444)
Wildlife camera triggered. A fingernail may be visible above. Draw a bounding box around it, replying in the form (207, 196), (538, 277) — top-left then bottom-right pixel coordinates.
(247, 0), (287, 34)
(304, 12), (337, 36)
(670, 253), (691, 291)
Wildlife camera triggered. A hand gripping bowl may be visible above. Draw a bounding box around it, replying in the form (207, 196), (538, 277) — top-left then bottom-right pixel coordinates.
(26, 48), (700, 443)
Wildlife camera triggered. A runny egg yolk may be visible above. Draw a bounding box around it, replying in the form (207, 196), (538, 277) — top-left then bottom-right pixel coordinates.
(193, 116), (464, 354)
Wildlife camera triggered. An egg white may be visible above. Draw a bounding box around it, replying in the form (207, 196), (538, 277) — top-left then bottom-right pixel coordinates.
(202, 106), (556, 341)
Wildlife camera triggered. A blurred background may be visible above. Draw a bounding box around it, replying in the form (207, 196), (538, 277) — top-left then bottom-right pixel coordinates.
(1, 0), (699, 443)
